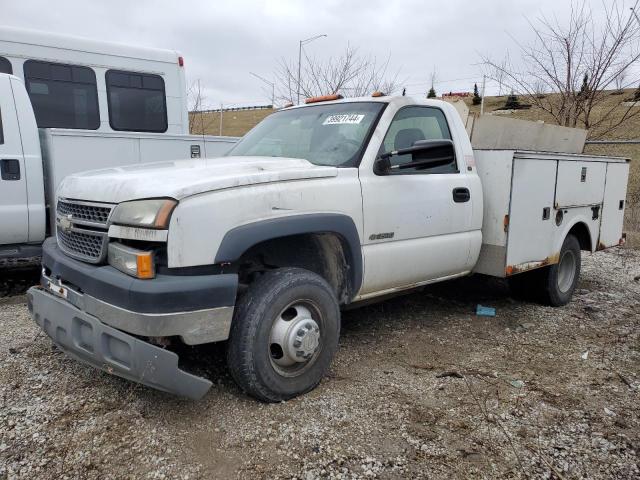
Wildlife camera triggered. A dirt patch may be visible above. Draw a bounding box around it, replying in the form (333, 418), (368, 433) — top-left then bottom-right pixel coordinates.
(1, 248), (639, 479)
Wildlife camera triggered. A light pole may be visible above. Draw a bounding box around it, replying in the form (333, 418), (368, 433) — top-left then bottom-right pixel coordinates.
(250, 71), (275, 107)
(297, 34), (327, 104)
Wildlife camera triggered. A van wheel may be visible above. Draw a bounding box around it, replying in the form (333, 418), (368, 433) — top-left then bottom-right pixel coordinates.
(539, 234), (581, 307)
(227, 268), (340, 402)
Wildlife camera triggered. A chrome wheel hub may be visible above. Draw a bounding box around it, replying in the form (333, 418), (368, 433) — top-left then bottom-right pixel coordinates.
(269, 303), (321, 371)
(557, 250), (576, 293)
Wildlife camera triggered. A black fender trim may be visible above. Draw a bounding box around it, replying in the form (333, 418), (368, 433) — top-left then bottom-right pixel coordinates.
(215, 214), (363, 298)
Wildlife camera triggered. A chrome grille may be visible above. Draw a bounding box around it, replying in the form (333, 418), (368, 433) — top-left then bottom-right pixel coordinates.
(57, 199), (112, 225)
(57, 228), (106, 262)
(56, 198), (115, 264)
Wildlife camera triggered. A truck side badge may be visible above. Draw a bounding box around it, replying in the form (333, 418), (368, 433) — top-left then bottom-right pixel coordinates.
(369, 233), (394, 241)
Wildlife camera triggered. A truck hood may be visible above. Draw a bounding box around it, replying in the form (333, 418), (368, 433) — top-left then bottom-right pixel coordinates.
(57, 156), (339, 203)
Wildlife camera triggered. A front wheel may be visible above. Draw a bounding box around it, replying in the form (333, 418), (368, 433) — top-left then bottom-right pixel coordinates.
(226, 268), (340, 402)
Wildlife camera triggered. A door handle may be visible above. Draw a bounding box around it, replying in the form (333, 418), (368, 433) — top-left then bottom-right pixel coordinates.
(452, 187), (470, 203)
(0, 159), (21, 181)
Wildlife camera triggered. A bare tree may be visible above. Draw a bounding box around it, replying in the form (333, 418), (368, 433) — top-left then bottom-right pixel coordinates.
(614, 69), (627, 93)
(493, 55), (510, 96)
(187, 80), (207, 135)
(482, 0), (640, 138)
(275, 45), (403, 103)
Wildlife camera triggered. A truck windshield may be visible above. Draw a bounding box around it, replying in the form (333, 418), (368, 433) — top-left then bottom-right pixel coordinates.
(225, 102), (385, 167)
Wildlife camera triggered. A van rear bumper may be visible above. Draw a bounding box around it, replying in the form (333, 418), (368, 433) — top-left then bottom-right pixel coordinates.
(27, 287), (213, 400)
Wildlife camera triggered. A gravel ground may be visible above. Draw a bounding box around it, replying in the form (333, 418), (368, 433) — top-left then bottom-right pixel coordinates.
(1, 248), (639, 479)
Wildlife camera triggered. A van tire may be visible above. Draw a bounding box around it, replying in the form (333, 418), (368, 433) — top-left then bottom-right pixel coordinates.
(226, 267), (340, 402)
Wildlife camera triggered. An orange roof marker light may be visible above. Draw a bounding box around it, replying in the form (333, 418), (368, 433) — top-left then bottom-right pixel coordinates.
(305, 94), (343, 104)
(371, 91), (385, 97)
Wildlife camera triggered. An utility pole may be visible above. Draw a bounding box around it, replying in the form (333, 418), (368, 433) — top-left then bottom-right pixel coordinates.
(250, 71), (275, 107)
(480, 75), (486, 116)
(197, 79), (207, 157)
(219, 102), (223, 136)
(297, 34), (327, 104)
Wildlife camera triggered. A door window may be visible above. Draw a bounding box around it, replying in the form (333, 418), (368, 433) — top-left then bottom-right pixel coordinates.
(380, 106), (457, 174)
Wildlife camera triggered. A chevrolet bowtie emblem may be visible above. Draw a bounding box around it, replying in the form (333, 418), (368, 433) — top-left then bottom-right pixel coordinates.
(58, 214), (73, 232)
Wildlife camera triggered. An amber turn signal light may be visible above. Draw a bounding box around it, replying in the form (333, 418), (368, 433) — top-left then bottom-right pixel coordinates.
(305, 94), (343, 104)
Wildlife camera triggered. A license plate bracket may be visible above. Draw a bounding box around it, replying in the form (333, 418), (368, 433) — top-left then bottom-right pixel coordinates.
(47, 280), (68, 299)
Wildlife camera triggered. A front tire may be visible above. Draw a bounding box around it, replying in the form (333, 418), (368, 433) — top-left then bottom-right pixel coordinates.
(227, 268), (340, 402)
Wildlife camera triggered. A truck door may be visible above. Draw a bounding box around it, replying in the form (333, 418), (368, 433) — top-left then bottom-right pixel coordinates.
(359, 105), (477, 296)
(0, 76), (29, 245)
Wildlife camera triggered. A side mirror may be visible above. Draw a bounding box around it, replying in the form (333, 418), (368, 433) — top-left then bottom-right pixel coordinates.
(375, 139), (456, 175)
(373, 156), (391, 175)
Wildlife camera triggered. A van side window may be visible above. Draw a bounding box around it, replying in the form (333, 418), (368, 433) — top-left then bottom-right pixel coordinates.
(380, 106), (457, 174)
(23, 60), (100, 130)
(106, 70), (167, 133)
(0, 107), (4, 144)
(0, 57), (12, 75)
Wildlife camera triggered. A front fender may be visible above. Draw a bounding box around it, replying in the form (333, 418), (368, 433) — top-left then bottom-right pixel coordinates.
(215, 214), (363, 295)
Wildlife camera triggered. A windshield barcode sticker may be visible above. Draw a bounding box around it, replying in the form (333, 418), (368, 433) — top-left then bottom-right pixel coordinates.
(323, 114), (365, 125)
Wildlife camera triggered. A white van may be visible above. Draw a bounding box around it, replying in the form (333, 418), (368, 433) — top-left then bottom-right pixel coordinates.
(0, 27), (237, 267)
(0, 25), (189, 134)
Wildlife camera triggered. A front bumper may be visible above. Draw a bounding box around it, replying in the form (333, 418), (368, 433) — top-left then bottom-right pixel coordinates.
(41, 237), (237, 345)
(29, 237), (241, 399)
(28, 287), (212, 400)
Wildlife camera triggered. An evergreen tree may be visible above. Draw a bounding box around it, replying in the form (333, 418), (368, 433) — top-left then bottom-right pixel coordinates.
(472, 83), (482, 105)
(427, 87), (436, 98)
(504, 93), (521, 109)
(579, 74), (589, 97)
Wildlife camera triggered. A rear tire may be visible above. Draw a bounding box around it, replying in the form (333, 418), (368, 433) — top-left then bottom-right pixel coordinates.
(508, 234), (581, 307)
(227, 267), (340, 402)
(539, 234), (581, 307)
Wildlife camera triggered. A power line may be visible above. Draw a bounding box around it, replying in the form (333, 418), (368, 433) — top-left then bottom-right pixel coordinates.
(403, 75), (486, 88)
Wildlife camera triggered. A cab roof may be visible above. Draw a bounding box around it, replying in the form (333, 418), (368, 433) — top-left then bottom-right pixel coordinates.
(287, 95), (450, 109)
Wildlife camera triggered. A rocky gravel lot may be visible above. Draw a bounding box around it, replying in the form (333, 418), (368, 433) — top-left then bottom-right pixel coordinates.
(1, 248), (639, 479)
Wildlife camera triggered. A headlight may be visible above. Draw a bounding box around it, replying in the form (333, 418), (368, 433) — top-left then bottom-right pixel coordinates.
(110, 199), (177, 229)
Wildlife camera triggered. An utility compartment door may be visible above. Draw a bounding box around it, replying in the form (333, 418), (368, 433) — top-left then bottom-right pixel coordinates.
(555, 161), (606, 207)
(0, 78), (29, 245)
(506, 158), (557, 270)
(599, 162), (629, 248)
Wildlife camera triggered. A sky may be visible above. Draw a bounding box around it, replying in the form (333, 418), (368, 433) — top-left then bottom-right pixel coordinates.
(1, 0), (620, 108)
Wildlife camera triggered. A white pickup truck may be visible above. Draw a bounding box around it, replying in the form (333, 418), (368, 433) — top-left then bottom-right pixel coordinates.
(27, 94), (629, 402)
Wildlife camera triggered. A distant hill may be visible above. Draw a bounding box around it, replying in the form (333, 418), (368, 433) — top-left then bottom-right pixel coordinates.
(189, 106), (274, 138)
